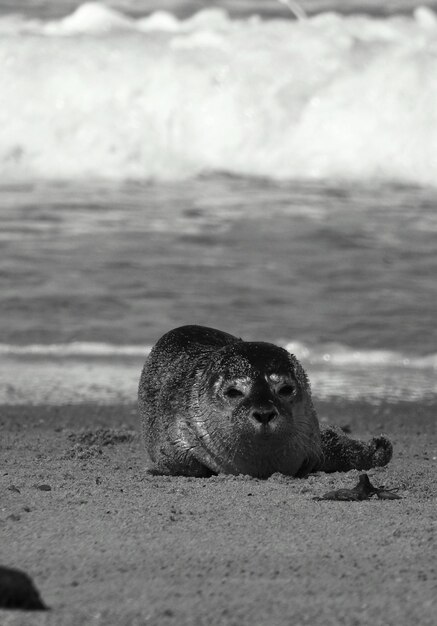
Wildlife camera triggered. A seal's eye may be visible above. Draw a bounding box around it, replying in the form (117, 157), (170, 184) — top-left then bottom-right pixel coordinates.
(224, 387), (244, 399)
(277, 384), (296, 397)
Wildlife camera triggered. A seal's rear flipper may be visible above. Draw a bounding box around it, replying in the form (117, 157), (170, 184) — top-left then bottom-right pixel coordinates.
(317, 425), (393, 473)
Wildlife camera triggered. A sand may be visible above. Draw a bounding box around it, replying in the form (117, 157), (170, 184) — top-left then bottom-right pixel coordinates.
(0, 399), (436, 625)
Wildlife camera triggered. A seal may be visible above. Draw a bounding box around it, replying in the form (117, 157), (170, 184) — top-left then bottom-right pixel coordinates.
(138, 325), (392, 478)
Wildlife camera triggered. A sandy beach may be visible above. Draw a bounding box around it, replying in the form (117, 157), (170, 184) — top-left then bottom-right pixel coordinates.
(1, 1), (437, 623)
(1, 399), (435, 625)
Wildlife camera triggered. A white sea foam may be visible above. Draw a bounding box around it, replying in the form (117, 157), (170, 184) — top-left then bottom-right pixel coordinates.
(0, 342), (149, 357)
(1, 340), (436, 368)
(284, 341), (437, 369)
(1, 4), (437, 184)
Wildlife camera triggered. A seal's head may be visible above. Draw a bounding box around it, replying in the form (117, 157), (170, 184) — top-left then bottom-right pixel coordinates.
(191, 341), (321, 478)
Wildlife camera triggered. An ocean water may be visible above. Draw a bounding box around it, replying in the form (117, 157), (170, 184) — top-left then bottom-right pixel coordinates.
(1, 1), (436, 404)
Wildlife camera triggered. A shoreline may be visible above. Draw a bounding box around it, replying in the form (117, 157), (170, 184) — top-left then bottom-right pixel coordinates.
(1, 399), (435, 625)
(1, 355), (436, 406)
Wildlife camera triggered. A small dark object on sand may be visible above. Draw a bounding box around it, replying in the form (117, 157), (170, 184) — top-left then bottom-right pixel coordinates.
(313, 473), (401, 501)
(0, 566), (48, 610)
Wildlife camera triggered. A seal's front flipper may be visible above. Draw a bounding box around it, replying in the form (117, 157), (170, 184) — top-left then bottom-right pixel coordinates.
(145, 442), (215, 477)
(317, 424), (393, 473)
(145, 462), (214, 477)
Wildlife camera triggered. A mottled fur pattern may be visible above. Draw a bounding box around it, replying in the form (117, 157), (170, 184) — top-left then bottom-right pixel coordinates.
(138, 326), (392, 478)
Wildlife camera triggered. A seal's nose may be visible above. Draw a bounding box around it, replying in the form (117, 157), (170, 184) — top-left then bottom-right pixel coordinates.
(251, 408), (277, 424)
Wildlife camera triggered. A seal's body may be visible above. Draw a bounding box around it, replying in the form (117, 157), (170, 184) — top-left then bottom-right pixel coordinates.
(139, 326), (392, 478)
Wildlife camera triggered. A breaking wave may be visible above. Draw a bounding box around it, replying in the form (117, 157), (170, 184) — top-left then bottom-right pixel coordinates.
(1, 3), (437, 184)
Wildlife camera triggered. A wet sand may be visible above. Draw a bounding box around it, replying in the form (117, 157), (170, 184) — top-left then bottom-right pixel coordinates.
(0, 399), (435, 625)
